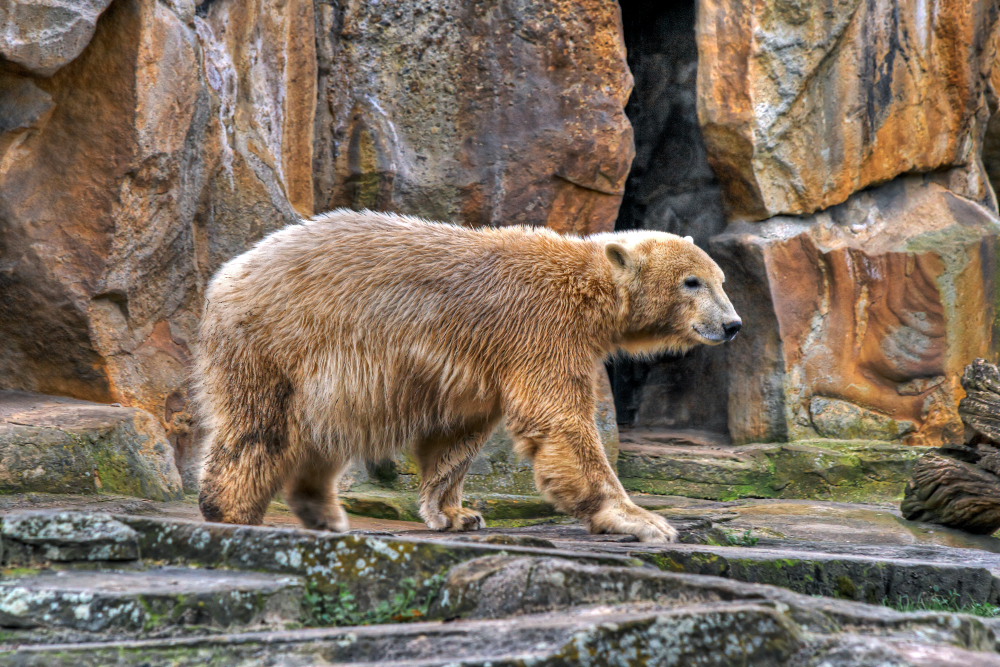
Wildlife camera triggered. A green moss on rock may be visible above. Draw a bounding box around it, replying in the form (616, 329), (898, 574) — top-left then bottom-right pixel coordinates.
(618, 439), (927, 503)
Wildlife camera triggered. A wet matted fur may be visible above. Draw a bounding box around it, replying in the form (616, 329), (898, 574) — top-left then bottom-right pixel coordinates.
(195, 209), (740, 542)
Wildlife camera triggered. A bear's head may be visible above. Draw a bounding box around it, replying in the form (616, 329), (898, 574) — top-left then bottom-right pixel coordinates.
(601, 231), (741, 356)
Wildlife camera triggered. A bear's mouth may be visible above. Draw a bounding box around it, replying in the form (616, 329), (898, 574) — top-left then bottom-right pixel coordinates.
(692, 324), (726, 344)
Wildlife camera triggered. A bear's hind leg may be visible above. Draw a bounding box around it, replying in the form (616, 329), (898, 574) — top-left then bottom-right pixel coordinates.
(198, 367), (297, 525)
(199, 437), (296, 526)
(414, 417), (498, 531)
(283, 450), (350, 532)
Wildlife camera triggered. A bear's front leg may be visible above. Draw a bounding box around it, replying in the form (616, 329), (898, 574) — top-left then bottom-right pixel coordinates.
(511, 414), (678, 544)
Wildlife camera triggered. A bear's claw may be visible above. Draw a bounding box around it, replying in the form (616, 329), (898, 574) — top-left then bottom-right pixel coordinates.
(587, 502), (679, 544)
(425, 507), (486, 532)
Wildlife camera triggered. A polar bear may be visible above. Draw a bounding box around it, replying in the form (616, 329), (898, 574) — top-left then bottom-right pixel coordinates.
(195, 209), (740, 543)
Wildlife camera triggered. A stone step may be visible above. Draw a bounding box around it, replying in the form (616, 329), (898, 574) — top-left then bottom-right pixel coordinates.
(340, 490), (557, 523)
(5, 510), (1000, 665)
(468, 522), (1000, 608)
(0, 603), (810, 666)
(617, 435), (927, 502)
(2, 511), (141, 565)
(0, 391), (182, 501)
(0, 566), (303, 640)
(6, 599), (1000, 667)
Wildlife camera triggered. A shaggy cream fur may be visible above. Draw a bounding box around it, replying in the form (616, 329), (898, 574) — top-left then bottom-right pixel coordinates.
(195, 209), (740, 543)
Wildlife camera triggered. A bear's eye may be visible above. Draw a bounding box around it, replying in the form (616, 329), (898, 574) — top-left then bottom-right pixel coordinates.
(684, 277), (701, 289)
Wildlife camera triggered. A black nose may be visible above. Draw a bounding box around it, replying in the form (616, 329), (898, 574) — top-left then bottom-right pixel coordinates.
(723, 320), (742, 340)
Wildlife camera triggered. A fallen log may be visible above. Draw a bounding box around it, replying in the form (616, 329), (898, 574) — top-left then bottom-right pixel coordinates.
(900, 359), (1000, 534)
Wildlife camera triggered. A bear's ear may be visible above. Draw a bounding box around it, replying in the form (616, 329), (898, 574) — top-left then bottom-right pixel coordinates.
(683, 235), (694, 243)
(605, 242), (633, 272)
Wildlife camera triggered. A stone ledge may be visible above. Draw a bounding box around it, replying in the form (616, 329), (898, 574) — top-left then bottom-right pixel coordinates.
(0, 392), (183, 501)
(618, 437), (927, 502)
(1, 511), (138, 564)
(3, 510), (1000, 665)
(340, 490), (557, 523)
(0, 567), (302, 638)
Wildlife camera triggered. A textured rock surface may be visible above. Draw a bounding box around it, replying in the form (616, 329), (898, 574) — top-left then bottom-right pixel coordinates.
(697, 0), (1000, 219)
(339, 491), (557, 523)
(809, 396), (915, 441)
(313, 0), (632, 233)
(711, 178), (1000, 447)
(1, 0), (629, 484)
(4, 510), (1000, 665)
(614, 0), (1000, 443)
(1, 510), (138, 563)
(433, 553), (997, 637)
(618, 435), (925, 502)
(0, 391), (182, 500)
(902, 360), (1000, 534)
(445, 522), (1000, 610)
(1, 607), (807, 666)
(11, 492), (1000, 553)
(647, 497), (1000, 553)
(0, 0), (315, 484)
(959, 359), (1000, 444)
(0, 567), (302, 636)
(0, 0), (114, 76)
(903, 451), (1000, 534)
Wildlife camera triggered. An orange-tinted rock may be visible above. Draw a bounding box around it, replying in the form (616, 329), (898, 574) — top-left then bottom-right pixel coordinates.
(697, 0), (1000, 219)
(0, 0), (316, 482)
(712, 178), (1000, 446)
(1, 0), (629, 484)
(313, 0), (633, 234)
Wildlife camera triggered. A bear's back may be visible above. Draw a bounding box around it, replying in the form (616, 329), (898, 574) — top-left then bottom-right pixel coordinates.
(204, 210), (612, 368)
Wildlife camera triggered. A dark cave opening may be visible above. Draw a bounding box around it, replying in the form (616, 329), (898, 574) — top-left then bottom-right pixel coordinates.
(608, 0), (731, 440)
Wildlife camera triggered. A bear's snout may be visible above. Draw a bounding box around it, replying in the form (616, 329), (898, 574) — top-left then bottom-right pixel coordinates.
(723, 320), (742, 341)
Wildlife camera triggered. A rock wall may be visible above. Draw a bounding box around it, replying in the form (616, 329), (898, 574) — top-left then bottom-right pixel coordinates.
(0, 0), (631, 483)
(690, 1), (1000, 447)
(618, 0), (1000, 448)
(0, 0), (318, 481)
(2, 0), (1000, 486)
(714, 179), (999, 446)
(312, 0), (633, 233)
(698, 0), (998, 220)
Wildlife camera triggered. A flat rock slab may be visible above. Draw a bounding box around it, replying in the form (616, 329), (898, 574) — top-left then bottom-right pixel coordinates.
(637, 496), (1000, 553)
(5, 491), (999, 556)
(340, 491), (557, 523)
(0, 604), (805, 666)
(0, 567), (303, 637)
(3, 510), (1000, 665)
(618, 436), (927, 502)
(0, 391), (182, 500)
(1, 511), (138, 563)
(9, 622), (1000, 667)
(9, 621), (1000, 667)
(0, 492), (425, 534)
(422, 522), (1000, 608)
